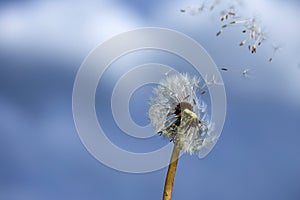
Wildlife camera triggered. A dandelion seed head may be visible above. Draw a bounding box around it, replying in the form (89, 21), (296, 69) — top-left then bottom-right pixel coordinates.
(148, 73), (212, 155)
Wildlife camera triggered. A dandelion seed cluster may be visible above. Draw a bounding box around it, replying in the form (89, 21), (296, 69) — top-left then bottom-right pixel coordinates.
(219, 15), (266, 54)
(148, 73), (214, 155)
(180, 0), (277, 60)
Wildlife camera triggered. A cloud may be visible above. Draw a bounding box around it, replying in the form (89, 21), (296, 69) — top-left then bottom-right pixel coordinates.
(0, 0), (142, 55)
(0, 0), (299, 106)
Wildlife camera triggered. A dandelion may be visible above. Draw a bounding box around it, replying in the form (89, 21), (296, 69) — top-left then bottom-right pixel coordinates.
(219, 5), (236, 21)
(242, 69), (252, 78)
(148, 73), (213, 200)
(217, 13), (267, 54)
(210, 0), (222, 11)
(180, 4), (206, 16)
(180, 0), (273, 56)
(204, 74), (224, 86)
(268, 44), (282, 62)
(221, 67), (253, 78)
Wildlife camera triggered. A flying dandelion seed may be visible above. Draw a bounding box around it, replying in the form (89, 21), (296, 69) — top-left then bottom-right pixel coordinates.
(242, 69), (252, 78)
(210, 0), (222, 11)
(219, 5), (236, 22)
(204, 74), (224, 86)
(180, 0), (272, 56)
(268, 44), (282, 62)
(198, 2), (206, 12)
(180, 5), (206, 16)
(220, 67), (253, 78)
(221, 67), (228, 71)
(149, 73), (215, 200)
(217, 15), (267, 54)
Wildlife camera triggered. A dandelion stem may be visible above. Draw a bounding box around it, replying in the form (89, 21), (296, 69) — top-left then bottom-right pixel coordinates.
(163, 142), (181, 200)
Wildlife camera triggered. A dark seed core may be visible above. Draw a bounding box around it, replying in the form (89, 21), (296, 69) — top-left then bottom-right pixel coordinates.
(174, 101), (194, 127)
(175, 101), (193, 115)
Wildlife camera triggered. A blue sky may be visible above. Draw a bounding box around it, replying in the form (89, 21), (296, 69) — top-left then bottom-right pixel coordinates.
(0, 0), (300, 200)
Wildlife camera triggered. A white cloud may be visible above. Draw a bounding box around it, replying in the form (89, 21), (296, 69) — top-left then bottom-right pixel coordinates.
(0, 0), (299, 106)
(0, 0), (142, 55)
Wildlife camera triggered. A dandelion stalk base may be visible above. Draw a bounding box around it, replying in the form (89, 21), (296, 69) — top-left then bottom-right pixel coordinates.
(163, 142), (181, 200)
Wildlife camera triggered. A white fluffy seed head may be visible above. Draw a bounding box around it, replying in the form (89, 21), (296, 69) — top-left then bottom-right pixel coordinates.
(148, 73), (214, 155)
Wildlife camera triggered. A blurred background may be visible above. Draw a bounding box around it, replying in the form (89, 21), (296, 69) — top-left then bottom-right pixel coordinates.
(0, 0), (299, 199)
